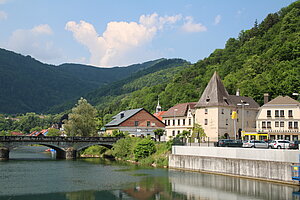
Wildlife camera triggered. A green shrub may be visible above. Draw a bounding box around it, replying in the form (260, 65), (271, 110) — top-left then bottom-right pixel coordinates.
(112, 137), (140, 160)
(82, 145), (108, 156)
(134, 139), (156, 161)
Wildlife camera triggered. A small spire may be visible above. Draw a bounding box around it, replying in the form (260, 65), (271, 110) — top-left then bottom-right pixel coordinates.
(156, 96), (162, 113)
(236, 89), (240, 96)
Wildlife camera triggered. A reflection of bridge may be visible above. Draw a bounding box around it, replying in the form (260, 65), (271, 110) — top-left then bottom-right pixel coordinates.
(0, 136), (121, 160)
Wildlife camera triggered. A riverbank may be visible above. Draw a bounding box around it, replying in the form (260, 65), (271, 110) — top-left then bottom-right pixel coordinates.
(80, 137), (171, 168)
(169, 146), (300, 185)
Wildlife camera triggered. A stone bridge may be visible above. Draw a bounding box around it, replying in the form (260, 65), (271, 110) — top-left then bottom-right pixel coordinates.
(0, 136), (121, 160)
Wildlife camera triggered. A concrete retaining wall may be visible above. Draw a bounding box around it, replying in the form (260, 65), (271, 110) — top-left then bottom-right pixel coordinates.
(169, 146), (300, 183)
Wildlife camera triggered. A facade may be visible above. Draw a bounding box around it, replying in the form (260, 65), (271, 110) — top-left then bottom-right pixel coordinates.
(105, 108), (165, 137)
(256, 95), (300, 141)
(162, 102), (197, 140)
(195, 72), (259, 141)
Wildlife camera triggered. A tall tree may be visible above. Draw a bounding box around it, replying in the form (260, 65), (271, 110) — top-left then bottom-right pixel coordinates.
(192, 123), (206, 142)
(64, 98), (97, 137)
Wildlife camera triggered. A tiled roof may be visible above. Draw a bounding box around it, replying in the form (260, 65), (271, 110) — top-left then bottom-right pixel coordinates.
(153, 111), (167, 121)
(196, 71), (231, 107)
(105, 108), (143, 127)
(196, 71), (259, 108)
(264, 96), (300, 106)
(228, 95), (260, 109)
(162, 102), (197, 117)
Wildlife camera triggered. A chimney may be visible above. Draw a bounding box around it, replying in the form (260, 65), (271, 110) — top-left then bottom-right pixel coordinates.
(236, 89), (240, 96)
(264, 93), (269, 104)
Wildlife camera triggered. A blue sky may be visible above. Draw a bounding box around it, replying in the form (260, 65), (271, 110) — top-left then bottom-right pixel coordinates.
(0, 0), (296, 67)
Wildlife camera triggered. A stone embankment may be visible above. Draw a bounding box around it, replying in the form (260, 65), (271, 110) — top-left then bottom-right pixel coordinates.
(169, 146), (300, 184)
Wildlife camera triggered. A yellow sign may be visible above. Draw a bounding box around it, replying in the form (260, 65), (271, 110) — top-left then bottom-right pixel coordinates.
(231, 111), (237, 119)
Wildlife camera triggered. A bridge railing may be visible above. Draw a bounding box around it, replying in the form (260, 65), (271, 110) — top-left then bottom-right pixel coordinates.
(0, 136), (121, 142)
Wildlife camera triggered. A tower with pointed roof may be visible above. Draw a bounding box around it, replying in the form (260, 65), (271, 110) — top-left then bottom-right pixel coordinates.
(156, 97), (162, 113)
(195, 72), (259, 141)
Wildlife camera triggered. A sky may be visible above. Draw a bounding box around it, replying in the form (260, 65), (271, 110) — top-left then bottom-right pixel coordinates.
(0, 0), (296, 67)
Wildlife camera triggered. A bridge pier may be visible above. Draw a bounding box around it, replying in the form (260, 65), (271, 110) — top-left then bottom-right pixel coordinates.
(0, 147), (9, 160)
(56, 148), (77, 160)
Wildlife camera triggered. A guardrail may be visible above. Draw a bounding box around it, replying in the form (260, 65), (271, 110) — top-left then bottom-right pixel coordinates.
(0, 136), (121, 142)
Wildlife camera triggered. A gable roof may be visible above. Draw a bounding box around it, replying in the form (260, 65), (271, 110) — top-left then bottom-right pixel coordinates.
(264, 96), (300, 106)
(196, 71), (259, 109)
(162, 102), (197, 117)
(153, 111), (167, 121)
(196, 71), (231, 107)
(105, 108), (144, 127)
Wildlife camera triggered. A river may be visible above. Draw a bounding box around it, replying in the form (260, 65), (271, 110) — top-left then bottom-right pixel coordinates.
(0, 146), (299, 200)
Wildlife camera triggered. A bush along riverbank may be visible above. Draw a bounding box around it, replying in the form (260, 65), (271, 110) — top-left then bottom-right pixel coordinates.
(81, 137), (172, 168)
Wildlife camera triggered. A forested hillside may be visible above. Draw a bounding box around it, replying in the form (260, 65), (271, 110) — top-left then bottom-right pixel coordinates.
(0, 48), (163, 113)
(47, 59), (190, 114)
(89, 1), (300, 123)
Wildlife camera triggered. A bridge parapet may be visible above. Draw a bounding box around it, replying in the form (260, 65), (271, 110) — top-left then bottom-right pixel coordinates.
(0, 136), (122, 160)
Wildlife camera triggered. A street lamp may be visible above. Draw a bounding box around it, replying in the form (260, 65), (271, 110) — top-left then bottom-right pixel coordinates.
(237, 101), (249, 135)
(293, 93), (300, 101)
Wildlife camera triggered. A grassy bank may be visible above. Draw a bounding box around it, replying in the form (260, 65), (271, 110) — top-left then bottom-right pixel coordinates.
(81, 137), (172, 168)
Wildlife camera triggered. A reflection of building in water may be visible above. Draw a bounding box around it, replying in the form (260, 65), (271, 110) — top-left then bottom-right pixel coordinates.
(169, 170), (296, 200)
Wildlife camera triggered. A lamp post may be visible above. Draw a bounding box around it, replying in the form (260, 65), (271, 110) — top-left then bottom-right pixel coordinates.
(237, 101), (249, 138)
(293, 93), (300, 101)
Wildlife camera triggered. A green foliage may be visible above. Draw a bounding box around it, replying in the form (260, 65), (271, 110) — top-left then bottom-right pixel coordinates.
(46, 128), (61, 136)
(134, 139), (156, 161)
(153, 129), (164, 141)
(112, 137), (141, 160)
(192, 123), (206, 141)
(112, 129), (127, 137)
(81, 145), (108, 156)
(64, 98), (97, 137)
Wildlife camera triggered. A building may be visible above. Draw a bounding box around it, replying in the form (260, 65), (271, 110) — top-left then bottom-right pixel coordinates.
(256, 95), (300, 141)
(105, 108), (165, 137)
(162, 102), (197, 140)
(195, 72), (259, 141)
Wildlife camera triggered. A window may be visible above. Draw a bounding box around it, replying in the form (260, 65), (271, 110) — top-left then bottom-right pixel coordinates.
(178, 119), (180, 126)
(172, 131), (175, 136)
(289, 110), (293, 117)
(267, 121), (271, 129)
(280, 121), (284, 127)
(183, 119), (185, 126)
(134, 121), (139, 126)
(205, 119), (208, 125)
(295, 122), (299, 129)
(280, 110), (284, 117)
(164, 120), (167, 125)
(221, 109), (224, 114)
(275, 110), (279, 117)
(262, 121), (266, 129)
(288, 121), (293, 129)
(147, 121), (150, 127)
(177, 130), (180, 135)
(205, 109), (208, 114)
(267, 110), (271, 117)
(275, 121), (279, 127)
(189, 118), (191, 125)
(168, 120), (170, 126)
(226, 119), (228, 125)
(173, 120), (175, 126)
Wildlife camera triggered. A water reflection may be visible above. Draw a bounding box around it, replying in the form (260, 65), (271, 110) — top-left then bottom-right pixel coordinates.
(0, 146), (299, 200)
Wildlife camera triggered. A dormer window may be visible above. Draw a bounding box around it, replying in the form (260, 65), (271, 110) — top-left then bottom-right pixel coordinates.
(206, 96), (210, 102)
(120, 112), (125, 118)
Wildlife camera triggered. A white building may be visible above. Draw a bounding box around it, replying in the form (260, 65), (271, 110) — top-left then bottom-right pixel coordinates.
(195, 72), (259, 141)
(256, 95), (300, 141)
(162, 102), (197, 140)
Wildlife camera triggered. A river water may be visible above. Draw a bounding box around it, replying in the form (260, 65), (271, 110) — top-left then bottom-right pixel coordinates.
(0, 146), (299, 200)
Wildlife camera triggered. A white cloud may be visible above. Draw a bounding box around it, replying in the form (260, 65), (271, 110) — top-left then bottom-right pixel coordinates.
(214, 15), (221, 25)
(182, 16), (207, 33)
(0, 11), (7, 20)
(6, 24), (62, 62)
(66, 13), (182, 67)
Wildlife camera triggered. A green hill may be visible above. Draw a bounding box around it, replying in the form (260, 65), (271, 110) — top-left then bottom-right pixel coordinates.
(0, 48), (163, 114)
(88, 1), (300, 123)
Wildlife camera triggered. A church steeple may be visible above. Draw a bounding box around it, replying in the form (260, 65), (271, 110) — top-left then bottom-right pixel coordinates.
(156, 97), (162, 113)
